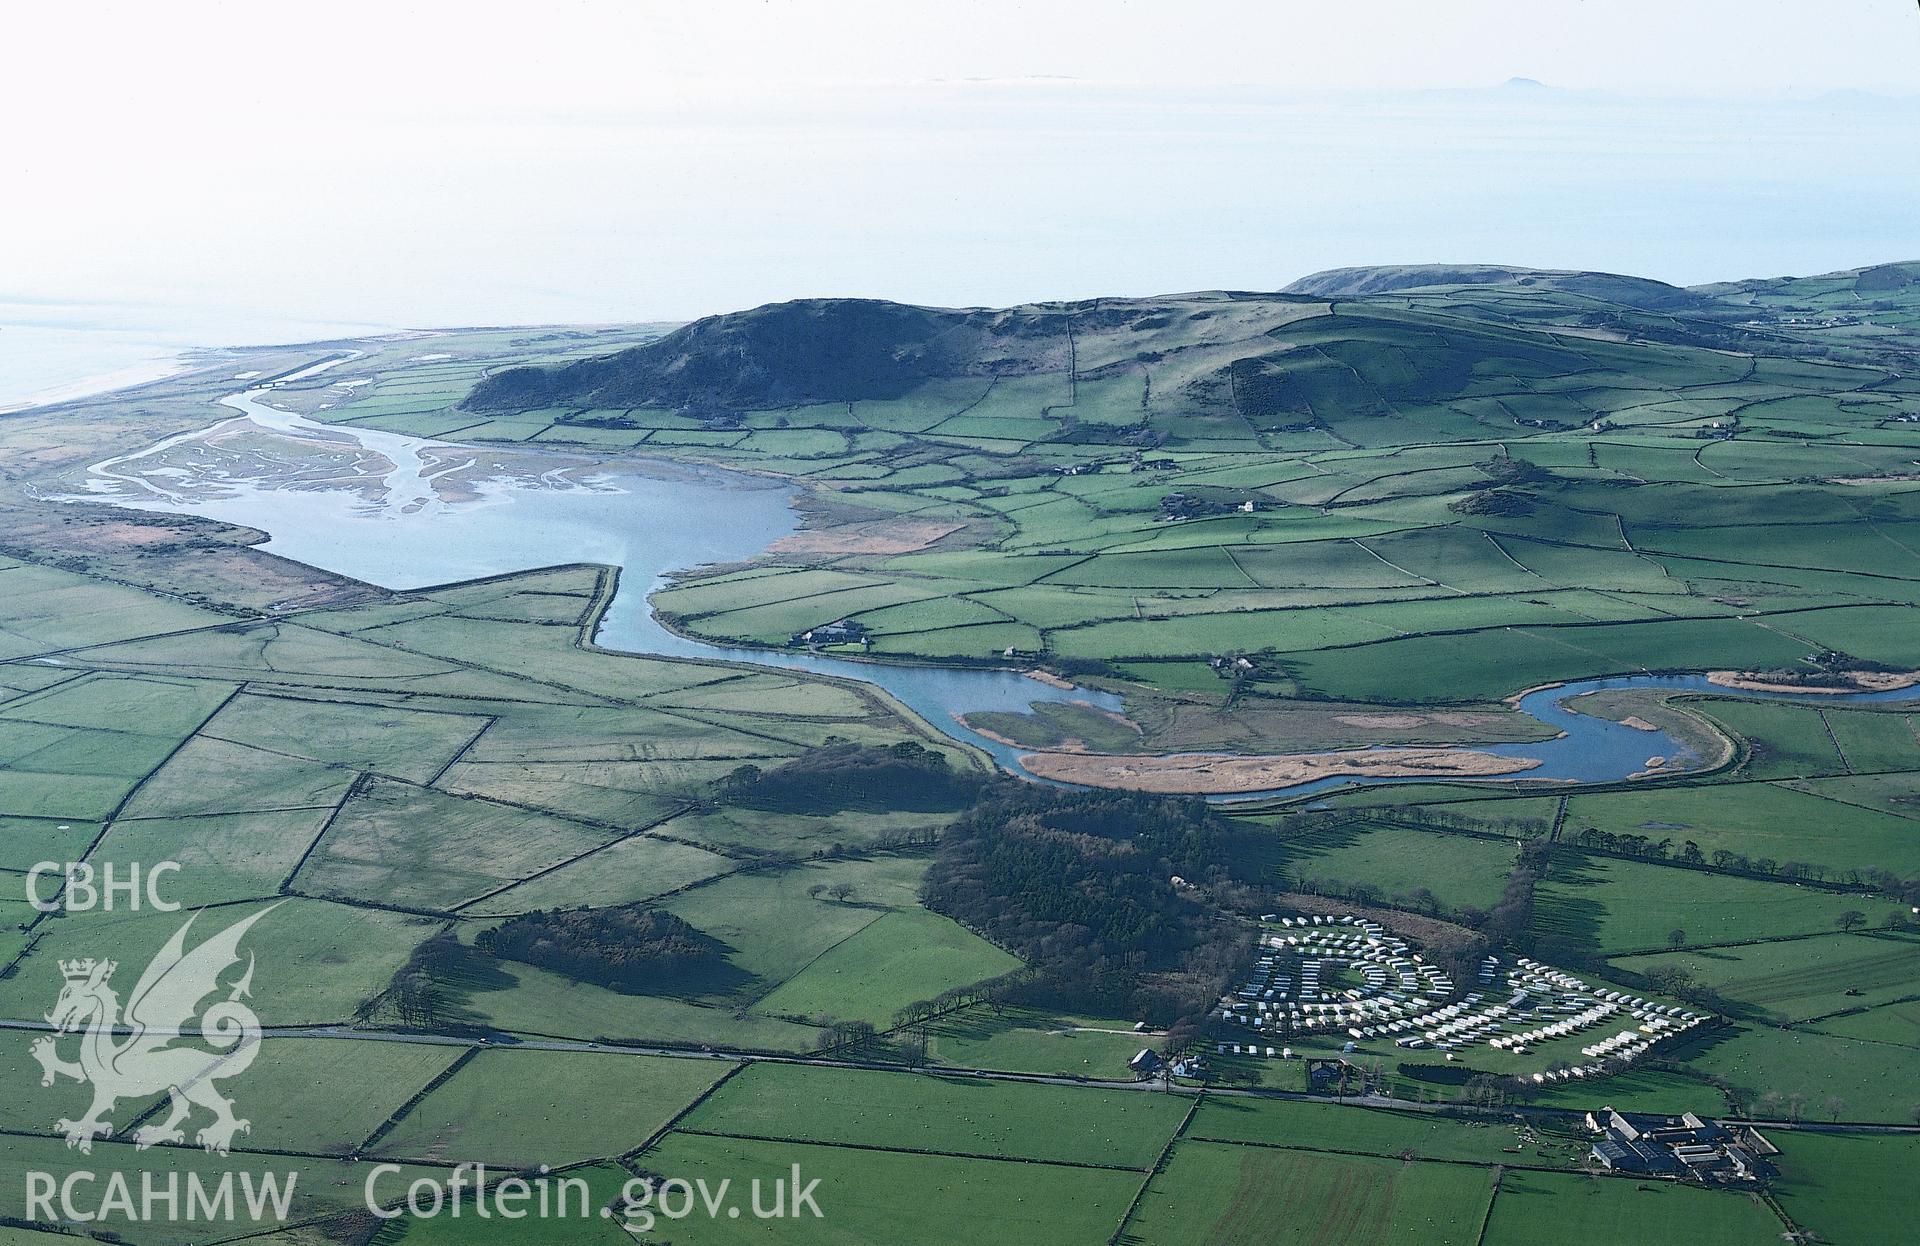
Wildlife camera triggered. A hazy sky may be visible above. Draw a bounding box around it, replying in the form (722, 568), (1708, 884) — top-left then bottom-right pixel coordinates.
(3, 0), (1917, 339)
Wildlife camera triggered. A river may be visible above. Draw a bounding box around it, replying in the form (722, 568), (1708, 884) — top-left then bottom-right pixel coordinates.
(70, 378), (1920, 800)
(76, 379), (1122, 775)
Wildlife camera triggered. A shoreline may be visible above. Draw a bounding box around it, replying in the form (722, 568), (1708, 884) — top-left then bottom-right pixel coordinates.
(0, 351), (211, 415)
(0, 319), (460, 416)
(59, 337), (1896, 804)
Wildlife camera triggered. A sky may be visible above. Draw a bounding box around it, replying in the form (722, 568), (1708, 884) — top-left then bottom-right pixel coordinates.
(1, 0), (1916, 400)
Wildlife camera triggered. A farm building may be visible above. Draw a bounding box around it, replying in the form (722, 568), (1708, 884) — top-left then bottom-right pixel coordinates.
(1585, 1108), (1775, 1185)
(790, 619), (866, 646)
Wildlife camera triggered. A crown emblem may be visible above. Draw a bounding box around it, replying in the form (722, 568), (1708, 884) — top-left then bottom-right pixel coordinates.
(59, 958), (112, 982)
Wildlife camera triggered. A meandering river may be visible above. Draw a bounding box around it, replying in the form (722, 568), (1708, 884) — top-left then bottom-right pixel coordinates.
(71, 378), (1920, 801)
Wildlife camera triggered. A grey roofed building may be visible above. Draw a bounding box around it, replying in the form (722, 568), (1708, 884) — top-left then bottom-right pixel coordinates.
(1585, 1106), (1773, 1184)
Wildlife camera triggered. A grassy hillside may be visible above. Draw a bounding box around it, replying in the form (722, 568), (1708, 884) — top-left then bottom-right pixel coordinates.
(1282, 262), (1709, 310)
(383, 265), (1920, 718)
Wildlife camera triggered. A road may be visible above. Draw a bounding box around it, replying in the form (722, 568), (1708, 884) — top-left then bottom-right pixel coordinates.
(7, 1018), (1913, 1135)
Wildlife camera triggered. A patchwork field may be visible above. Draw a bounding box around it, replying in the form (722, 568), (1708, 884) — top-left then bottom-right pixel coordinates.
(1239, 818), (1517, 914)
(1123, 1141), (1498, 1246)
(1562, 780), (1920, 876)
(1671, 1024), (1920, 1124)
(747, 907), (1021, 1025)
(372, 1048), (733, 1167)
(1530, 852), (1881, 953)
(1480, 1170), (1782, 1246)
(1770, 1131), (1920, 1244)
(635, 1132), (1142, 1244)
(1613, 931), (1920, 1022)
(1185, 1097), (1576, 1166)
(4, 267), (1919, 1244)
(678, 1063), (1186, 1168)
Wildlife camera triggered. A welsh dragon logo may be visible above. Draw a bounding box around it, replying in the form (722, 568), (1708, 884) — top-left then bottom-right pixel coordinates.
(31, 906), (274, 1156)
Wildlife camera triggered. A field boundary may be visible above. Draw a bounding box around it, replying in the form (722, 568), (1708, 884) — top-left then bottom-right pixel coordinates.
(1107, 1091), (1200, 1245)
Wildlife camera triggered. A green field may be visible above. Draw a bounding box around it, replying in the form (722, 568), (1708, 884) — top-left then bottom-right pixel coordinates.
(453, 957), (823, 1050)
(635, 1132), (1142, 1244)
(1613, 931), (1920, 1022)
(1563, 781), (1920, 876)
(0, 897), (436, 1026)
(296, 776), (622, 911)
(374, 1048), (734, 1166)
(921, 1005), (1155, 1077)
(1699, 702), (1852, 780)
(5, 265), (1920, 1243)
(221, 1037), (465, 1153)
(1675, 1023), (1920, 1123)
(749, 907), (1021, 1024)
(1186, 1097), (1578, 1166)
(1125, 1141), (1497, 1246)
(1530, 852), (1881, 953)
(680, 1063), (1185, 1168)
(1771, 1131), (1920, 1244)
(1238, 818), (1516, 914)
(1480, 1169), (1782, 1246)
(1512, 1068), (1730, 1116)
(1808, 996), (1920, 1047)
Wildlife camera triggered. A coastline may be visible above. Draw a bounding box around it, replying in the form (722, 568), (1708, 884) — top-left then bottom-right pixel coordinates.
(0, 350), (208, 415)
(0, 314), (404, 416)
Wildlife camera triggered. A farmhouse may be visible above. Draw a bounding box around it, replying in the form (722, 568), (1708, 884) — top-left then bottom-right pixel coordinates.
(1129, 1048), (1164, 1078)
(790, 619), (866, 646)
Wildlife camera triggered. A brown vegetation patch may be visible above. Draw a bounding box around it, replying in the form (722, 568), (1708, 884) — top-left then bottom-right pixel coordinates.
(1707, 669), (1920, 695)
(767, 518), (963, 556)
(1018, 746), (1541, 794)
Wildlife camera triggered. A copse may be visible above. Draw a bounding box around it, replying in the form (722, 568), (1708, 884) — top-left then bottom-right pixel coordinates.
(477, 904), (736, 995)
(714, 741), (983, 813)
(921, 786), (1250, 1025)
